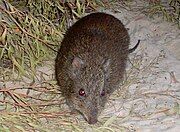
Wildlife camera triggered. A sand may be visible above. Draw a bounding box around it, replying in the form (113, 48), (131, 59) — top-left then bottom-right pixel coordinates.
(0, 1), (179, 131)
(100, 4), (180, 132)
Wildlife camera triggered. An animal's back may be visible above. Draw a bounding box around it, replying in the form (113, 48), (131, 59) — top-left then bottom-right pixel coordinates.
(56, 12), (129, 93)
(61, 12), (129, 56)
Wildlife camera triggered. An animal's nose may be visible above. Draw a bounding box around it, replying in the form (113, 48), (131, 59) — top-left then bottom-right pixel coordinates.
(88, 109), (98, 124)
(88, 116), (98, 124)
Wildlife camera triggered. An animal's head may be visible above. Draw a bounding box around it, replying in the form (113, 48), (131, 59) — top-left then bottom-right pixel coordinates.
(67, 54), (111, 124)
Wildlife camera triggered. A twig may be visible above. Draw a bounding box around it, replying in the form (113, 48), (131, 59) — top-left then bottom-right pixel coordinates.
(170, 71), (179, 83)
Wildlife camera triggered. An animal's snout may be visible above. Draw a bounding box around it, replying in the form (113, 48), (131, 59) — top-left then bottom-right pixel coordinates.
(91, 108), (98, 117)
(88, 116), (98, 124)
(88, 109), (98, 124)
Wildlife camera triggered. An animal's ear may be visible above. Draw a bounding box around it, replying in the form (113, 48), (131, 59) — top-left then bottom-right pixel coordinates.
(72, 57), (84, 70)
(103, 58), (110, 77)
(69, 57), (84, 78)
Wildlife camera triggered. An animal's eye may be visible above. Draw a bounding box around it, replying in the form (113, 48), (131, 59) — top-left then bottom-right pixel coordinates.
(100, 89), (105, 96)
(79, 88), (86, 96)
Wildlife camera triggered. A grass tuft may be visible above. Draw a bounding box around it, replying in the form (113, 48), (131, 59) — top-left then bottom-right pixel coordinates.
(0, 0), (109, 80)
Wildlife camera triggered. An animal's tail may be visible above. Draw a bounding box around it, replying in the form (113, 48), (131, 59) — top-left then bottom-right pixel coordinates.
(129, 40), (140, 53)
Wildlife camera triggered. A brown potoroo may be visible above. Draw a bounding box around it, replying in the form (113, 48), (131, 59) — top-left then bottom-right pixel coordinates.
(55, 12), (140, 124)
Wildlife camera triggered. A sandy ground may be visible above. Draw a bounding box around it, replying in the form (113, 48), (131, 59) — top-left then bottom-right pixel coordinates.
(0, 1), (180, 132)
(99, 5), (180, 132)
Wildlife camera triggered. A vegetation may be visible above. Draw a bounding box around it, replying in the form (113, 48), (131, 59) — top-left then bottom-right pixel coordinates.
(0, 0), (179, 131)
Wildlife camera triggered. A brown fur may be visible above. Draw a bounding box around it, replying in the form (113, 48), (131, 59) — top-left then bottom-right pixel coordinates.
(55, 12), (130, 124)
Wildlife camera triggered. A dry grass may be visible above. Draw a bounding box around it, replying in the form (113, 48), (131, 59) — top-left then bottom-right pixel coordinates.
(0, 0), (179, 131)
(0, 0), (109, 80)
(146, 0), (179, 28)
(0, 0), (115, 131)
(115, 0), (179, 28)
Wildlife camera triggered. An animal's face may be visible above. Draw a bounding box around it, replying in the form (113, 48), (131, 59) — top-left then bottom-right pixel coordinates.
(67, 56), (111, 124)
